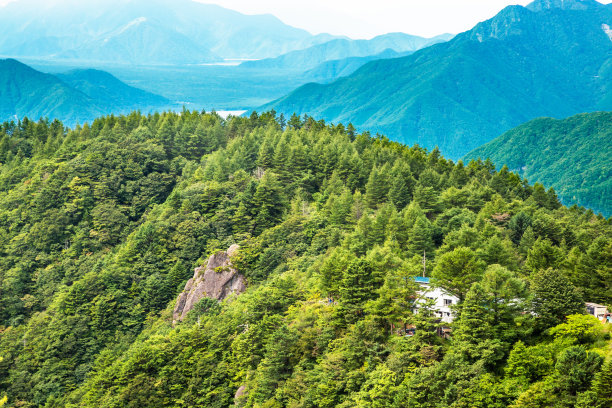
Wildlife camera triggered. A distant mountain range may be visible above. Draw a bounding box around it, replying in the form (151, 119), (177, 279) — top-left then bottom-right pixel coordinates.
(0, 59), (167, 124)
(0, 0), (338, 65)
(465, 112), (612, 216)
(302, 49), (413, 83)
(263, 0), (612, 158)
(240, 33), (453, 71)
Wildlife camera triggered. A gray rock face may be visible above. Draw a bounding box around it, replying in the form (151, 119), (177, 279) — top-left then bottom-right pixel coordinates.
(173, 244), (245, 323)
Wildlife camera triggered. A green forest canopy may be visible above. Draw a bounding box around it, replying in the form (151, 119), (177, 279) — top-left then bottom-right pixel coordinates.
(0, 111), (610, 407)
(465, 112), (612, 217)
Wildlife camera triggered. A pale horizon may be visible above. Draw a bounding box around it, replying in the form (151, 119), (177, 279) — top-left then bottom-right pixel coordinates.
(1, 0), (611, 39)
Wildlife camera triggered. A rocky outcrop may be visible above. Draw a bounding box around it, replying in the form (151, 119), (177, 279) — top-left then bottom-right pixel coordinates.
(173, 244), (245, 323)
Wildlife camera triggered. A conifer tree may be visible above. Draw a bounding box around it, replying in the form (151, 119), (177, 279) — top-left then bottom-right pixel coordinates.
(509, 211), (532, 244)
(519, 226), (536, 255)
(388, 161), (416, 210)
(408, 216), (434, 256)
(432, 247), (485, 302)
(253, 172), (286, 234)
(530, 268), (585, 331)
(339, 259), (376, 323)
(365, 166), (390, 209)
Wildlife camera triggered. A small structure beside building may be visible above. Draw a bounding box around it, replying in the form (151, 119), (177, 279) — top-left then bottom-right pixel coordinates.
(586, 302), (611, 323)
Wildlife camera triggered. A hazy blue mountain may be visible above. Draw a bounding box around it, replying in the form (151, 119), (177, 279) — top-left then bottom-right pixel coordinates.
(465, 112), (612, 216)
(58, 18), (220, 65)
(241, 33), (452, 71)
(0, 59), (101, 123)
(526, 0), (602, 11)
(263, 0), (612, 158)
(302, 49), (412, 83)
(0, 59), (167, 124)
(0, 0), (337, 64)
(56, 69), (168, 111)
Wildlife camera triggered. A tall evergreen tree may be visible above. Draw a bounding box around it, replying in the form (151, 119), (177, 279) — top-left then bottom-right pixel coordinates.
(339, 259), (376, 323)
(432, 247), (485, 302)
(530, 268), (585, 331)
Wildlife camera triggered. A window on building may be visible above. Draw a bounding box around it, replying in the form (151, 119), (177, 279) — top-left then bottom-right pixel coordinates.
(444, 299), (453, 306)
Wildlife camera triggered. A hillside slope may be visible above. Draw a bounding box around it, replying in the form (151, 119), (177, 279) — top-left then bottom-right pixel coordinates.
(0, 58), (102, 123)
(0, 111), (609, 407)
(0, 59), (168, 124)
(263, 0), (612, 158)
(465, 112), (612, 216)
(56, 69), (168, 111)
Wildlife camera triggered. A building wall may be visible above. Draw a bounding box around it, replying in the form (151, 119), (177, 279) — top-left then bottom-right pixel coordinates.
(415, 283), (459, 323)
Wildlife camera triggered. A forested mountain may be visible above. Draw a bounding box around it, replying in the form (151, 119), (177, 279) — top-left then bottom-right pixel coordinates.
(302, 49), (410, 83)
(0, 0), (337, 64)
(240, 33), (452, 71)
(0, 59), (102, 124)
(56, 69), (168, 112)
(263, 0), (612, 158)
(0, 59), (168, 124)
(0, 110), (609, 407)
(465, 112), (612, 217)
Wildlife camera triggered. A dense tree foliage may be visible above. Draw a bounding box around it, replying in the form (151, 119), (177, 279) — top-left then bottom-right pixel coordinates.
(0, 111), (610, 407)
(466, 112), (612, 216)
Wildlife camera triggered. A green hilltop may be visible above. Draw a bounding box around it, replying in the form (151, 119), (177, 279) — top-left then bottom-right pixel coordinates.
(465, 112), (612, 217)
(0, 111), (609, 407)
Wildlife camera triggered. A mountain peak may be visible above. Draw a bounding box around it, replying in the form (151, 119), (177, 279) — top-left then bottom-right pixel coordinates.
(526, 0), (603, 11)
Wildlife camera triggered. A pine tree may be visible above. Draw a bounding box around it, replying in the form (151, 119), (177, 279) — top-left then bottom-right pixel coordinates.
(155, 116), (175, 157)
(288, 113), (302, 129)
(532, 183), (549, 208)
(530, 268), (585, 331)
(509, 211), (532, 244)
(388, 161), (416, 210)
(257, 138), (275, 169)
(519, 226), (536, 255)
(365, 166), (390, 209)
(526, 238), (564, 272)
(432, 247), (485, 302)
(413, 185), (439, 215)
(452, 283), (505, 366)
(232, 202), (252, 234)
(251, 325), (297, 404)
(453, 283), (493, 345)
(253, 173), (286, 234)
(408, 216), (434, 257)
(588, 359), (612, 408)
(339, 259), (376, 323)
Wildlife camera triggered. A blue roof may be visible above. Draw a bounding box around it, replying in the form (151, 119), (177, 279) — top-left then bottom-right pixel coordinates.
(413, 276), (430, 284)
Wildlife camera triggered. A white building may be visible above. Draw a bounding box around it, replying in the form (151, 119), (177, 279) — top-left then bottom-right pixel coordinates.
(586, 302), (610, 323)
(413, 276), (459, 323)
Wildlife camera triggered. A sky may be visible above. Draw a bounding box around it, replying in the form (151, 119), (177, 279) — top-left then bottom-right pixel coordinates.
(198, 0), (537, 38)
(1, 0), (611, 38)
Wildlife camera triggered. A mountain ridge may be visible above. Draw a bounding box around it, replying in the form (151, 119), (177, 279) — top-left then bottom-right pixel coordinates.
(0, 0), (340, 64)
(0, 59), (168, 124)
(262, 0), (612, 158)
(465, 111), (612, 216)
(241, 33), (453, 71)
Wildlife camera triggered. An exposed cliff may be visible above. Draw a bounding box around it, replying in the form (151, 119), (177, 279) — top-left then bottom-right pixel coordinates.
(173, 244), (245, 323)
